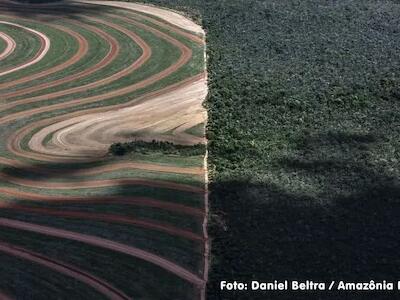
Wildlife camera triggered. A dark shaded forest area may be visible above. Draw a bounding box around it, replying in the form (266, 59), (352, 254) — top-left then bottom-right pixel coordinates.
(139, 1), (399, 299)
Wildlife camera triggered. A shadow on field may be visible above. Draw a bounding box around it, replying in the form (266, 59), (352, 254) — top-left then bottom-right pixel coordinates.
(0, 156), (117, 180)
(0, 0), (110, 20)
(207, 131), (400, 300)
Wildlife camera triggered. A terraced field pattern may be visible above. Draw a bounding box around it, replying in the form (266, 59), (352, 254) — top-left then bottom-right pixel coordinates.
(0, 0), (208, 299)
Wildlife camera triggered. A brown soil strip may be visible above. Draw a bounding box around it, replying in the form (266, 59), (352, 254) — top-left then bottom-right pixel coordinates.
(0, 241), (131, 300)
(0, 218), (205, 287)
(0, 187), (204, 217)
(0, 31), (16, 61)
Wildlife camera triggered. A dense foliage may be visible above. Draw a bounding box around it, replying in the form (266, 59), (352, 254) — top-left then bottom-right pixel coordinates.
(109, 140), (205, 156)
(133, 0), (400, 299)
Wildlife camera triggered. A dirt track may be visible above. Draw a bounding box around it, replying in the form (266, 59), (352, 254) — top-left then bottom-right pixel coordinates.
(0, 20), (118, 95)
(7, 73), (205, 162)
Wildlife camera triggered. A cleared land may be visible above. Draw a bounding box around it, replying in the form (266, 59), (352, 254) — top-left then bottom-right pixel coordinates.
(0, 1), (207, 299)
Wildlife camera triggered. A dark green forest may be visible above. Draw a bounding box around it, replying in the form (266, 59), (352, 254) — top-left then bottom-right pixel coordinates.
(138, 0), (400, 299)
(27, 0), (400, 299)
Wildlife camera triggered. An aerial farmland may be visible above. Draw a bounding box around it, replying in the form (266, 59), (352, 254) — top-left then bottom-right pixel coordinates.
(0, 0), (208, 299)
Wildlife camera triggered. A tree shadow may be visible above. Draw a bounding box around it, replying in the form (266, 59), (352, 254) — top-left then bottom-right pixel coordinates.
(0, 0), (111, 21)
(0, 155), (118, 179)
(207, 130), (400, 300)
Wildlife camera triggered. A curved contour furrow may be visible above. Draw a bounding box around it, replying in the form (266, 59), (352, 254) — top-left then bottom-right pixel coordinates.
(0, 173), (203, 193)
(0, 187), (204, 217)
(0, 22), (88, 94)
(0, 21), (50, 77)
(8, 74), (204, 162)
(1, 205), (203, 241)
(0, 31), (16, 61)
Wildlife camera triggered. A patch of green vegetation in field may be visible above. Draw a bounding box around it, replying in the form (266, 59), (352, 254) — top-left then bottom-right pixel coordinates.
(185, 123), (205, 138)
(0, 227), (198, 299)
(0, 17), (183, 118)
(0, 252), (108, 300)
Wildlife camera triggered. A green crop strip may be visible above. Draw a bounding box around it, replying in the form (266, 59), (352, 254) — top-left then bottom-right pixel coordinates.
(0, 22), (41, 72)
(0, 37), (6, 54)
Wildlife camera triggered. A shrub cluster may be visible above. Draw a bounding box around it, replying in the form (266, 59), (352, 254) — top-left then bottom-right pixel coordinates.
(109, 140), (205, 156)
